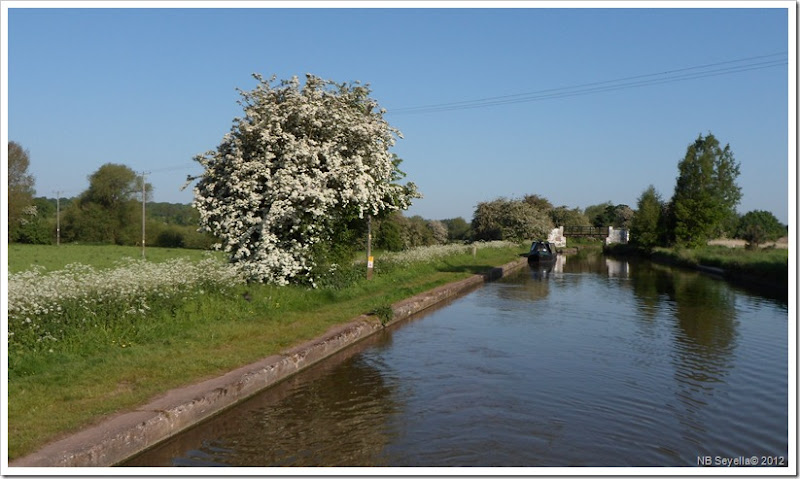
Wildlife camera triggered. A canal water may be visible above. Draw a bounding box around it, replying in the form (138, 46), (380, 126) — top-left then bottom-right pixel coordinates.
(125, 252), (789, 468)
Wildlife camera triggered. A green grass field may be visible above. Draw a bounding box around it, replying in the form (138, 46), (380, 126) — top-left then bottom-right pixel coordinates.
(7, 242), (524, 460)
(7, 243), (225, 274)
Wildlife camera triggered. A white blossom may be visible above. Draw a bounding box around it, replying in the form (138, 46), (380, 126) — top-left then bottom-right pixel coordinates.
(190, 73), (419, 284)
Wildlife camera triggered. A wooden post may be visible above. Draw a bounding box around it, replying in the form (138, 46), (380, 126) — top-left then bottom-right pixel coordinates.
(141, 171), (148, 259)
(55, 191), (61, 246)
(366, 215), (373, 280)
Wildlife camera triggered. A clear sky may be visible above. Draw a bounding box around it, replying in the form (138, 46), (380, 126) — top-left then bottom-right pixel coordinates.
(3, 2), (794, 224)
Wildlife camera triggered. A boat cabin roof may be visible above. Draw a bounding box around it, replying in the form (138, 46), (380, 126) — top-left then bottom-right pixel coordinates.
(529, 241), (554, 252)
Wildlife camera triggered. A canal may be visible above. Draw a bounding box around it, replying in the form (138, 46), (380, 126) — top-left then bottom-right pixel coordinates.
(125, 252), (789, 467)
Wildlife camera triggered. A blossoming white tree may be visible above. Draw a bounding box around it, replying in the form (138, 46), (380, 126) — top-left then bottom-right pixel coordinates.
(191, 74), (419, 285)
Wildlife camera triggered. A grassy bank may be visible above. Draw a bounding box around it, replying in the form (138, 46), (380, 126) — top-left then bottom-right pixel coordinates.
(606, 243), (789, 287)
(7, 242), (522, 459)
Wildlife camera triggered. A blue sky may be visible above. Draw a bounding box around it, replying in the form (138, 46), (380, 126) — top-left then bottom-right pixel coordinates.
(4, 2), (794, 224)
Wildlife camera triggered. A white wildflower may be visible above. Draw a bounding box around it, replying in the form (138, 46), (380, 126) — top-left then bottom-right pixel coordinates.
(8, 258), (245, 351)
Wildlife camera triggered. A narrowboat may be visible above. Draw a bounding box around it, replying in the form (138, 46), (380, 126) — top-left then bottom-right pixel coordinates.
(524, 240), (557, 263)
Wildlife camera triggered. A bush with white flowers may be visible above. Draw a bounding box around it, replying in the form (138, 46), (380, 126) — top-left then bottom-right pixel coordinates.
(191, 74), (420, 285)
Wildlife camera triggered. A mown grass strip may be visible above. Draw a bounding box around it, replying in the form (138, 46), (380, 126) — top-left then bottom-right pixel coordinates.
(7, 243), (523, 460)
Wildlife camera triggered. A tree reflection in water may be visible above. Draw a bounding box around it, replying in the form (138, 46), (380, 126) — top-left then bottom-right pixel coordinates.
(125, 250), (786, 467)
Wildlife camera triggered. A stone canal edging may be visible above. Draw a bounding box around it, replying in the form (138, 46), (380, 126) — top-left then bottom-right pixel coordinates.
(9, 257), (527, 468)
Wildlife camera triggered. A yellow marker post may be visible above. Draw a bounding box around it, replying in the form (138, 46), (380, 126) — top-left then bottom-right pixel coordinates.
(366, 215), (373, 280)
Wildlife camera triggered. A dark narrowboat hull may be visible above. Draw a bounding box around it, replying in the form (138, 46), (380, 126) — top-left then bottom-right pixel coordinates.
(527, 253), (556, 264)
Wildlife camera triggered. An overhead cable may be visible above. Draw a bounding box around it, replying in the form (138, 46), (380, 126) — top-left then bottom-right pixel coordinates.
(388, 52), (787, 115)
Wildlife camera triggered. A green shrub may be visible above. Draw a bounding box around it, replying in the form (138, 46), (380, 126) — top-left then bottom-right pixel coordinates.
(14, 219), (53, 245)
(181, 228), (217, 250)
(314, 262), (365, 290)
(371, 304), (394, 326)
(735, 210), (785, 249)
(376, 215), (405, 251)
(155, 228), (185, 248)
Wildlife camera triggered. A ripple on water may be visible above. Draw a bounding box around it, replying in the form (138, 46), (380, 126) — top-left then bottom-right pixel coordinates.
(125, 261), (788, 467)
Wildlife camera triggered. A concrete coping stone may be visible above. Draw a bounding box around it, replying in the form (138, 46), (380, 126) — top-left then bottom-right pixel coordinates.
(8, 257), (527, 468)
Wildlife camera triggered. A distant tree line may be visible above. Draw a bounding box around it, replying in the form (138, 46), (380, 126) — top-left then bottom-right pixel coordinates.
(469, 194), (636, 243)
(629, 133), (785, 251)
(466, 133), (785, 250)
(6, 148), (215, 248)
(7, 133), (786, 252)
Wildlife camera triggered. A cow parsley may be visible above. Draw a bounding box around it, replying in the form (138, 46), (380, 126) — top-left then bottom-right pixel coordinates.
(8, 257), (245, 352)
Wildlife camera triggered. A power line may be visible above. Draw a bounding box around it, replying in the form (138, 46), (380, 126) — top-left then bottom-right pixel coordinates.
(53, 190), (61, 246)
(417, 60), (786, 113)
(387, 52), (788, 115)
(148, 163), (199, 174)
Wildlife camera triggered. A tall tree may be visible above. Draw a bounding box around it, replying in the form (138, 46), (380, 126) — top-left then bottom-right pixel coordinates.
(190, 73), (420, 285)
(670, 133), (742, 247)
(404, 215), (436, 248)
(8, 142), (36, 241)
(549, 206), (589, 227)
(472, 197), (553, 242)
(584, 201), (614, 227)
(441, 217), (471, 242)
(611, 204), (635, 228)
(630, 185), (664, 251)
(427, 220), (449, 245)
(375, 212), (406, 252)
(82, 163), (144, 207)
(522, 194), (553, 212)
(63, 163), (150, 244)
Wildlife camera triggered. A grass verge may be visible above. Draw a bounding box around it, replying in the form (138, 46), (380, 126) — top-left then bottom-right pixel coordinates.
(7, 242), (523, 460)
(652, 245), (788, 284)
(605, 243), (788, 287)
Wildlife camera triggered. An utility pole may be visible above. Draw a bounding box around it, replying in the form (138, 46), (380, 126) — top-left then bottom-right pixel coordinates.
(54, 191), (61, 246)
(141, 171), (149, 259)
(366, 215), (373, 280)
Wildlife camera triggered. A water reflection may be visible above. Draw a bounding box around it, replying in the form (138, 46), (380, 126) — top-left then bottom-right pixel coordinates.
(629, 262), (674, 322)
(628, 262), (738, 377)
(605, 257), (629, 278)
(614, 260), (739, 444)
(522, 261), (553, 301)
(125, 252), (787, 467)
(666, 271), (738, 448)
(561, 250), (606, 274)
(528, 261), (555, 280)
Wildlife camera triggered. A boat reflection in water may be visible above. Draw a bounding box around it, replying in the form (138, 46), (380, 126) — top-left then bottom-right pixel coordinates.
(528, 258), (555, 280)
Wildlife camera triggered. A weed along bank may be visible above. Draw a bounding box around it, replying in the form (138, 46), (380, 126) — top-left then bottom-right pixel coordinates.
(8, 254), (527, 468)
